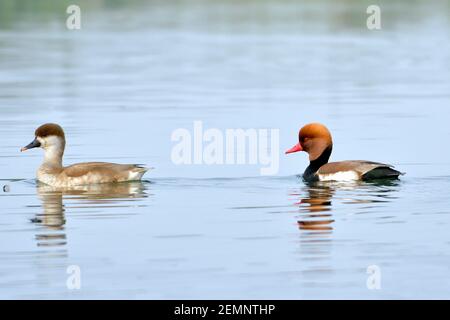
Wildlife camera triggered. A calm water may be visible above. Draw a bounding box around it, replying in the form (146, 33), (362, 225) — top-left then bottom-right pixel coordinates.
(1, 0), (450, 299)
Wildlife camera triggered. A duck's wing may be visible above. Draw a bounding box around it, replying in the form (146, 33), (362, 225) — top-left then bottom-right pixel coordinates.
(318, 161), (402, 180)
(63, 162), (149, 182)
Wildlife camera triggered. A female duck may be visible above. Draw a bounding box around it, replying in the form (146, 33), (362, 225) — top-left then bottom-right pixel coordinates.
(286, 123), (402, 182)
(21, 123), (149, 187)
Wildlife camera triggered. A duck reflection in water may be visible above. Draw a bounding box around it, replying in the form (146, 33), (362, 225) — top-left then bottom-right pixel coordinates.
(296, 182), (335, 231)
(33, 181), (149, 247)
(295, 179), (401, 231)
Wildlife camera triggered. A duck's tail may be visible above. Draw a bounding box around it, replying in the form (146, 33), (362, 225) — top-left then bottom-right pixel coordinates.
(130, 165), (153, 180)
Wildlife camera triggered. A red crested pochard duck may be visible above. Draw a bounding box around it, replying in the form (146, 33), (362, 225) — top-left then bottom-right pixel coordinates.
(286, 123), (403, 182)
(21, 123), (149, 187)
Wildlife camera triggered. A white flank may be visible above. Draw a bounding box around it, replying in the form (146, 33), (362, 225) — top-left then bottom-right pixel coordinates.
(319, 171), (359, 182)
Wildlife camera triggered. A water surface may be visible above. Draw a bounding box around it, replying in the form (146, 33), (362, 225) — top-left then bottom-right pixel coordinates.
(1, 0), (450, 299)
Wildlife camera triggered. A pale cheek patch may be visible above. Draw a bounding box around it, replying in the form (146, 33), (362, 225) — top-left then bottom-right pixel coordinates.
(37, 137), (45, 148)
(319, 171), (359, 182)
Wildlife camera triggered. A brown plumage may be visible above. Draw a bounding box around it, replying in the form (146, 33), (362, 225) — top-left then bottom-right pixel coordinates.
(21, 123), (149, 187)
(35, 123), (65, 139)
(62, 162), (147, 182)
(286, 123), (403, 182)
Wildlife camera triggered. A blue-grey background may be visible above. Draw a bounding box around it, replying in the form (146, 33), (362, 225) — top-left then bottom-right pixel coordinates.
(0, 0), (449, 299)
